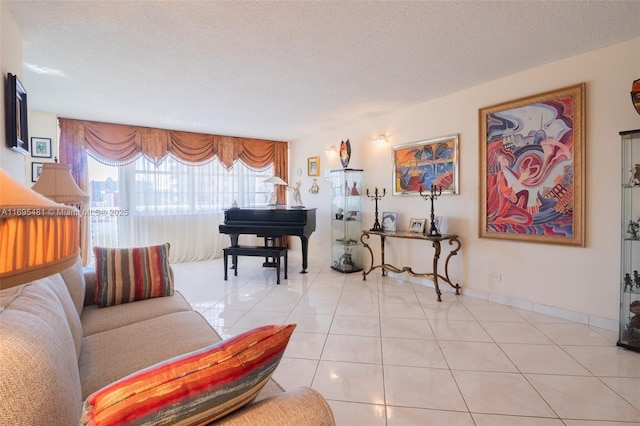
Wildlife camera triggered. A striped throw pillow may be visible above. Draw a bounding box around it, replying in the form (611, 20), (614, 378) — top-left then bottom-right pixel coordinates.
(80, 324), (296, 426)
(93, 243), (173, 308)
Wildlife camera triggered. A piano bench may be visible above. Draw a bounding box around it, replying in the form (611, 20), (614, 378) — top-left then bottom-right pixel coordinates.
(223, 245), (288, 284)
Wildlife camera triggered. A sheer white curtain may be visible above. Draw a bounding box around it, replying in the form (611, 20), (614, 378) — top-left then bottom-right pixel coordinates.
(92, 155), (273, 263)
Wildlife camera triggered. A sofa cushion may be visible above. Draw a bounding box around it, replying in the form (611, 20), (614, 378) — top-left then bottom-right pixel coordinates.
(80, 324), (296, 426)
(44, 274), (84, 359)
(0, 281), (83, 425)
(93, 243), (174, 307)
(81, 290), (192, 336)
(60, 255), (86, 316)
(79, 311), (221, 398)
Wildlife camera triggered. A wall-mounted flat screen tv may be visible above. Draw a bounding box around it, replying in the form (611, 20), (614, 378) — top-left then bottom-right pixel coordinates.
(5, 73), (28, 155)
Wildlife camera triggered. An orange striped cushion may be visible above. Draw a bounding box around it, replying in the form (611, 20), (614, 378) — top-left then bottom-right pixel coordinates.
(93, 243), (173, 308)
(80, 324), (296, 426)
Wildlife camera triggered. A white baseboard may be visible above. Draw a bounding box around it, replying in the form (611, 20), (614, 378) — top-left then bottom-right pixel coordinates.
(386, 271), (619, 332)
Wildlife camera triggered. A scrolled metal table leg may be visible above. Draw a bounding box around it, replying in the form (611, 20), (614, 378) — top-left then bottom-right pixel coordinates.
(361, 232), (373, 281)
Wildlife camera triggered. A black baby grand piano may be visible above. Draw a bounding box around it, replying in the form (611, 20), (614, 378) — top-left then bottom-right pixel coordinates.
(219, 207), (317, 273)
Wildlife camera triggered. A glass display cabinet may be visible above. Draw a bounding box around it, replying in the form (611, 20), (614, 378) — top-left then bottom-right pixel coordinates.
(619, 129), (640, 352)
(330, 168), (364, 273)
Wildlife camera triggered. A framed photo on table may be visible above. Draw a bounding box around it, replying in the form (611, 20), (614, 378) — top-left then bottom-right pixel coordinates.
(408, 218), (426, 233)
(479, 83), (585, 246)
(382, 212), (397, 232)
(31, 137), (52, 158)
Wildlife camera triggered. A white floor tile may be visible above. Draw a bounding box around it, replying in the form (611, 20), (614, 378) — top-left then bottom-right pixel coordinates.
(387, 406), (475, 425)
(273, 357), (318, 389)
(384, 365), (467, 411)
(439, 341), (518, 372)
(452, 370), (557, 417)
(328, 401), (386, 426)
(380, 317), (435, 339)
(313, 361), (385, 404)
(322, 334), (383, 364)
(526, 374), (640, 422)
(381, 337), (448, 368)
(172, 257), (640, 425)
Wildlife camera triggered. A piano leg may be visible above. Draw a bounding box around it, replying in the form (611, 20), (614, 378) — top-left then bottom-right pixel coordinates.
(300, 236), (309, 273)
(230, 234), (239, 269)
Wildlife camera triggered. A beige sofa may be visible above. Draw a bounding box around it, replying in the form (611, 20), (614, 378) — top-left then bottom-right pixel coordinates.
(0, 257), (334, 425)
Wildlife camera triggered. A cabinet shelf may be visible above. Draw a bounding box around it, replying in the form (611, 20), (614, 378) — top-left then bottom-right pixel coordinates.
(330, 168), (364, 274)
(618, 129), (640, 353)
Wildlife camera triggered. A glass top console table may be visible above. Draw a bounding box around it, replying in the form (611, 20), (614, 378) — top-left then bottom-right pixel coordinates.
(360, 230), (461, 302)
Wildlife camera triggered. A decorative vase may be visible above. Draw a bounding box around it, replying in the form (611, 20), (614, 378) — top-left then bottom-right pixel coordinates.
(339, 139), (351, 168)
(632, 78), (640, 115)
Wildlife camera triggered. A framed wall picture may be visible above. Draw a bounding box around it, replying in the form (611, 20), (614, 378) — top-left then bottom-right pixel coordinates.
(392, 134), (459, 195)
(479, 83), (585, 246)
(5, 73), (29, 154)
(31, 137), (52, 158)
(308, 156), (320, 176)
(408, 218), (426, 233)
(31, 162), (43, 182)
(381, 212), (397, 232)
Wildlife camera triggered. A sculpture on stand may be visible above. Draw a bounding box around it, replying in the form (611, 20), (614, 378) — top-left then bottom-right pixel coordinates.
(289, 181), (304, 208)
(419, 184), (443, 236)
(366, 187), (386, 231)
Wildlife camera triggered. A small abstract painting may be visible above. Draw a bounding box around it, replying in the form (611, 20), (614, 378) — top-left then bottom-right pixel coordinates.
(392, 134), (459, 195)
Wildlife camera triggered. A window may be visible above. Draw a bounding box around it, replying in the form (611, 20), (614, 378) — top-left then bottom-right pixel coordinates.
(87, 155), (275, 259)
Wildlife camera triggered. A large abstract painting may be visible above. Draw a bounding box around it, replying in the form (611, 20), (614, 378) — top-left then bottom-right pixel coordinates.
(479, 83), (585, 246)
(392, 134), (459, 195)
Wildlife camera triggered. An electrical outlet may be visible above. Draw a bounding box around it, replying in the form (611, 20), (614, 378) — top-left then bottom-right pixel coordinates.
(490, 273), (501, 282)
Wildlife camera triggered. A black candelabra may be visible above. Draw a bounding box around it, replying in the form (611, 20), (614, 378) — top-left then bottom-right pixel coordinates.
(366, 187), (386, 231)
(419, 184), (442, 236)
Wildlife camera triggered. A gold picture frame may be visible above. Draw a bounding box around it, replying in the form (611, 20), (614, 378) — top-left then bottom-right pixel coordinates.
(308, 156), (320, 176)
(479, 83), (585, 246)
(392, 134), (459, 195)
(408, 218), (426, 233)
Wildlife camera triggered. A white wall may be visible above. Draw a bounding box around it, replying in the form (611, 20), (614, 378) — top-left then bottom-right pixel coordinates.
(0, 2), (27, 182)
(291, 38), (640, 324)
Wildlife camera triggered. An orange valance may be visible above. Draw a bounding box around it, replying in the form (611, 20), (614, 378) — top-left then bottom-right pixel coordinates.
(58, 118), (288, 172)
(57, 118), (289, 266)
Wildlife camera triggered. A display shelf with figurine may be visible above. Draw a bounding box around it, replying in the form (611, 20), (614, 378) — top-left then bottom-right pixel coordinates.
(619, 129), (640, 352)
(330, 168), (364, 273)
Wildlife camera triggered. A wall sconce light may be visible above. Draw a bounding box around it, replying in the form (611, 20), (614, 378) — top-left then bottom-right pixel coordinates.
(325, 145), (339, 157)
(374, 134), (388, 146)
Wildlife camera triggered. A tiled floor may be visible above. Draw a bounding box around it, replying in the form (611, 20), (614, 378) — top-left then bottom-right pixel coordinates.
(172, 254), (640, 426)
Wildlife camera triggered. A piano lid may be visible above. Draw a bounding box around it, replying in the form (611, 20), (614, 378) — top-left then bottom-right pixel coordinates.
(223, 207), (317, 223)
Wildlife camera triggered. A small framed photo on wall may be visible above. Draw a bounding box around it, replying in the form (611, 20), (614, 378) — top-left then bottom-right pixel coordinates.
(31, 137), (52, 158)
(308, 156), (320, 176)
(31, 162), (43, 182)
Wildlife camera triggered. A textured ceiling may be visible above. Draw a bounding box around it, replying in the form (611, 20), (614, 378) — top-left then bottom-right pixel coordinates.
(7, 1), (640, 142)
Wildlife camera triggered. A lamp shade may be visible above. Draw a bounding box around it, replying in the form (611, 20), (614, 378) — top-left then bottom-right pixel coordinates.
(0, 169), (80, 289)
(263, 176), (288, 186)
(31, 163), (89, 204)
(263, 176), (287, 205)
